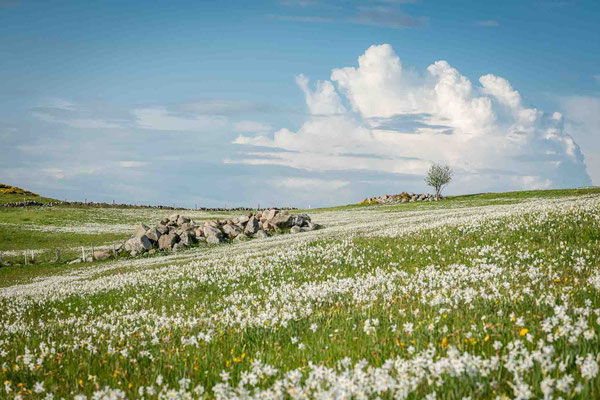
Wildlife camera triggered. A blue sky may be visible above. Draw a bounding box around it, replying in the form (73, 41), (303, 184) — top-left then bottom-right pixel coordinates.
(1, 0), (599, 207)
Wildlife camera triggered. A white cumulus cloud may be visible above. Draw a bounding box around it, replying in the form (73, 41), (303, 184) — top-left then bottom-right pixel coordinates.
(234, 44), (591, 193)
(296, 74), (346, 115)
(560, 95), (600, 184)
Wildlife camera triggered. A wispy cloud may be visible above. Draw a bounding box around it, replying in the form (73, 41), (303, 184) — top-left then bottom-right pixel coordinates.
(477, 20), (500, 27)
(118, 161), (149, 168)
(132, 107), (228, 132)
(268, 2), (427, 29)
(279, 0), (320, 7)
(349, 7), (427, 29)
(234, 120), (272, 133)
(183, 100), (273, 115)
(593, 74), (600, 84)
(267, 14), (333, 23)
(31, 101), (126, 130)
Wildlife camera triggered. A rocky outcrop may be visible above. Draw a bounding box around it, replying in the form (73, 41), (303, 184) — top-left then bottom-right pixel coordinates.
(360, 192), (442, 205)
(117, 209), (321, 257)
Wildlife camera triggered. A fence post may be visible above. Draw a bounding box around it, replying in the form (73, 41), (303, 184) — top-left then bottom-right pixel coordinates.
(81, 246), (85, 262)
(55, 249), (60, 263)
(24, 251), (28, 265)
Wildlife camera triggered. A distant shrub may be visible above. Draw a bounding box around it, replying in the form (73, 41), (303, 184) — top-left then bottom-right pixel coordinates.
(425, 164), (453, 199)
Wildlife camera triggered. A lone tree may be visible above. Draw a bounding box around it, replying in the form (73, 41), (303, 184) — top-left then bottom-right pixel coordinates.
(425, 163), (453, 199)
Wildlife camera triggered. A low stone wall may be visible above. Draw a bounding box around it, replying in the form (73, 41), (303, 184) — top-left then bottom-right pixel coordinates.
(0, 201), (62, 208)
(360, 192), (442, 205)
(0, 199), (298, 211)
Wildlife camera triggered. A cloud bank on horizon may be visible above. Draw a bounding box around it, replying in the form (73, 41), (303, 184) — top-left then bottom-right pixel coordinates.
(234, 44), (592, 194)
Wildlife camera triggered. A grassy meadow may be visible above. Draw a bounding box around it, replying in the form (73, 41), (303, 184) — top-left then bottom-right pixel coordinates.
(1, 188), (600, 398)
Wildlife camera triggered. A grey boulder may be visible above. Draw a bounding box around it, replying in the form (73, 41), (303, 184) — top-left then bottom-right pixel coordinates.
(271, 212), (293, 228)
(294, 213), (311, 227)
(172, 242), (187, 252)
(177, 215), (190, 226)
(233, 233), (250, 242)
(145, 227), (162, 242)
(133, 224), (150, 239)
(179, 231), (196, 246)
(125, 236), (153, 254)
(93, 250), (111, 261)
(158, 233), (178, 250)
(206, 235), (224, 244)
(156, 225), (169, 235)
(203, 226), (223, 238)
(237, 214), (250, 225)
(223, 224), (242, 238)
(255, 229), (268, 239)
(244, 216), (260, 235)
(263, 209), (278, 221)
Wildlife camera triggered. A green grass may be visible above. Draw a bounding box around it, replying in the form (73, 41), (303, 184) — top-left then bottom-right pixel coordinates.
(0, 225), (127, 252)
(311, 186), (600, 212)
(1, 187), (600, 398)
(0, 193), (58, 204)
(450, 186), (600, 200)
(0, 225), (129, 287)
(1, 195), (599, 398)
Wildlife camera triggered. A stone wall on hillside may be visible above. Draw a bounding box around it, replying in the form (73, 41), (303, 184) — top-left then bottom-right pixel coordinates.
(360, 192), (442, 205)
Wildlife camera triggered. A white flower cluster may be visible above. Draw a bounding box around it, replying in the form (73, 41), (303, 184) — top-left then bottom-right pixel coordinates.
(1, 194), (599, 398)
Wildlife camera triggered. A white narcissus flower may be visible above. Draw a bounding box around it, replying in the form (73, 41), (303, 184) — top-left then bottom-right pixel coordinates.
(33, 382), (44, 393)
(581, 354), (599, 379)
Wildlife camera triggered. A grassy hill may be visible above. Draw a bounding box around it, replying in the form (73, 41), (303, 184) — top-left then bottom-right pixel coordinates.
(0, 183), (58, 204)
(1, 187), (599, 398)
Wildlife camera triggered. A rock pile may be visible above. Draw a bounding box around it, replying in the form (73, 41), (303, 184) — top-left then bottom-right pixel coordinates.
(360, 192), (442, 205)
(121, 209), (320, 257)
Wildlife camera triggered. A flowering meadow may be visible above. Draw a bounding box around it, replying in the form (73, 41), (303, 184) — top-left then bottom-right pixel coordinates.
(1, 192), (600, 399)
